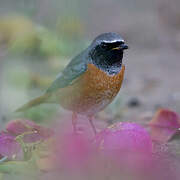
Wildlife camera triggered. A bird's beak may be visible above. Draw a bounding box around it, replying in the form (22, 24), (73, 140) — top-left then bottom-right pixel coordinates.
(112, 44), (128, 51)
(120, 43), (128, 50)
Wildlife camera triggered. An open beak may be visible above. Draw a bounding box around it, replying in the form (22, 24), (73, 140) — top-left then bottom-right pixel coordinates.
(112, 43), (128, 51)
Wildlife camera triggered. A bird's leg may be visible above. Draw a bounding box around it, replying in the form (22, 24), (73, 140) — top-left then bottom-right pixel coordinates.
(88, 116), (97, 135)
(72, 112), (78, 133)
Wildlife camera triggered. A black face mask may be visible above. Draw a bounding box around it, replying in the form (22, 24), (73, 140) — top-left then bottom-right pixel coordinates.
(89, 42), (125, 75)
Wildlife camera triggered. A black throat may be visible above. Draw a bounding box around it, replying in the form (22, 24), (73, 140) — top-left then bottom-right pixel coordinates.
(89, 47), (124, 75)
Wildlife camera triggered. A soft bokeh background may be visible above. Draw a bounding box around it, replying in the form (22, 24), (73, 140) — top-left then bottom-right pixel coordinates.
(0, 0), (180, 127)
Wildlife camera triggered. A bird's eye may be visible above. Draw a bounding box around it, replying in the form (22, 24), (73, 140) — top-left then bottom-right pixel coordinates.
(101, 42), (108, 49)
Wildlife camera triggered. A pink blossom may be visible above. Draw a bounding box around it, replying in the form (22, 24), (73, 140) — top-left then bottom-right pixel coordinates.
(0, 119), (53, 159)
(0, 132), (21, 158)
(95, 122), (153, 173)
(45, 120), (180, 180)
(149, 109), (180, 143)
(6, 119), (54, 143)
(55, 131), (95, 171)
(96, 122), (153, 153)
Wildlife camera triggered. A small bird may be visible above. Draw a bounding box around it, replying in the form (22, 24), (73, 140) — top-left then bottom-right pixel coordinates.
(16, 32), (128, 134)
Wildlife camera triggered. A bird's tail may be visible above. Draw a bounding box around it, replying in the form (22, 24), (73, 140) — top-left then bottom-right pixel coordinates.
(15, 94), (50, 112)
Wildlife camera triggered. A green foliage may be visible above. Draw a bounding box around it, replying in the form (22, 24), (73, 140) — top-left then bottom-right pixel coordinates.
(7, 70), (31, 89)
(20, 105), (58, 122)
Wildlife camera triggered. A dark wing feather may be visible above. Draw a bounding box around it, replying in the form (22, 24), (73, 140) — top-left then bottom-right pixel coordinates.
(46, 51), (87, 93)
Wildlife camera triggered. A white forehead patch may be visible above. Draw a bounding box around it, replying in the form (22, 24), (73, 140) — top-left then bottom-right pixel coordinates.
(102, 39), (125, 43)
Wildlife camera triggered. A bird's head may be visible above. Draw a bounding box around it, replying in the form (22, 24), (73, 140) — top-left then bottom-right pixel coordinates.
(89, 32), (128, 74)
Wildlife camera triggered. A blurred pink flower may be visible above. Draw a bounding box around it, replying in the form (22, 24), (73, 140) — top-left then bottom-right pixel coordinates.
(55, 131), (95, 171)
(95, 122), (153, 174)
(6, 119), (37, 136)
(45, 119), (180, 180)
(0, 132), (21, 159)
(0, 119), (53, 159)
(149, 109), (180, 143)
(96, 122), (153, 153)
(6, 119), (54, 143)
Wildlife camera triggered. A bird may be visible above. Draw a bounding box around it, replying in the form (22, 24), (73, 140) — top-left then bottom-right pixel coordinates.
(16, 32), (128, 134)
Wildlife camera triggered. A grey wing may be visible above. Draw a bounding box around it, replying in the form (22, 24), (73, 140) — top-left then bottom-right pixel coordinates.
(46, 52), (87, 93)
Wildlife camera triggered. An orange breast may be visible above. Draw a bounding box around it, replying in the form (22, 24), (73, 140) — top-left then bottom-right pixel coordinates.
(57, 64), (125, 115)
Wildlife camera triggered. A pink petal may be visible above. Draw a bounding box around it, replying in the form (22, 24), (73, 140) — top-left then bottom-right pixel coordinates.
(47, 121), (180, 180)
(96, 122), (153, 154)
(6, 119), (38, 136)
(0, 132), (21, 158)
(55, 132), (95, 170)
(149, 109), (180, 143)
(95, 122), (153, 172)
(6, 119), (54, 143)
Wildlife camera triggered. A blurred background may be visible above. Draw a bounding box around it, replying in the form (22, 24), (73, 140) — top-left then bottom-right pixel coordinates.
(0, 0), (180, 127)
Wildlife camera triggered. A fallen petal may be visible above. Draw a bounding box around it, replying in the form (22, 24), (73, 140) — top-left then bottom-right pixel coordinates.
(149, 109), (180, 143)
(54, 127), (96, 171)
(6, 119), (54, 143)
(0, 132), (21, 159)
(95, 122), (153, 173)
(6, 119), (38, 136)
(96, 122), (153, 154)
